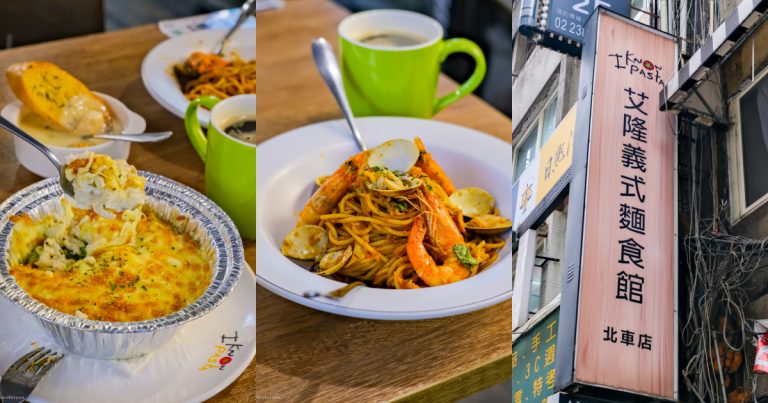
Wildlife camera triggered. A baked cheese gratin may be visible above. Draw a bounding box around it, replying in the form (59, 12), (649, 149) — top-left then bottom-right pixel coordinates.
(8, 153), (212, 322)
(64, 152), (146, 218)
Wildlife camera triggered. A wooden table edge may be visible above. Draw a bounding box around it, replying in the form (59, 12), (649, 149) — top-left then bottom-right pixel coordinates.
(392, 353), (512, 402)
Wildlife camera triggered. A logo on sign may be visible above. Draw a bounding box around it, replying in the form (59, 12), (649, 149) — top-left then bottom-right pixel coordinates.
(198, 331), (243, 371)
(608, 50), (666, 86)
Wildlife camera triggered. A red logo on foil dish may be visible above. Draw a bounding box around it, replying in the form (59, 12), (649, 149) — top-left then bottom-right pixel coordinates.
(198, 331), (242, 371)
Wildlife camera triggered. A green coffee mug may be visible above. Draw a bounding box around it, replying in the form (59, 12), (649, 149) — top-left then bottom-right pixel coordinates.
(338, 9), (486, 118)
(185, 94), (256, 240)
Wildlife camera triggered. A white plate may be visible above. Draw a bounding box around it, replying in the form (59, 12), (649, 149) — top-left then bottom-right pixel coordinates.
(140, 28), (255, 125)
(256, 117), (513, 320)
(0, 267), (256, 403)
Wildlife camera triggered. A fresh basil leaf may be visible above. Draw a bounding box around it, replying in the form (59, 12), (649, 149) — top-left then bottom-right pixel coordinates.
(453, 245), (478, 269)
(394, 201), (408, 212)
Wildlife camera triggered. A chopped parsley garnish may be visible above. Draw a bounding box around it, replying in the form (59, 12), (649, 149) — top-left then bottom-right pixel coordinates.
(345, 160), (358, 173)
(394, 201), (408, 212)
(24, 247), (41, 265)
(370, 166), (383, 172)
(453, 245), (478, 269)
(63, 243), (87, 260)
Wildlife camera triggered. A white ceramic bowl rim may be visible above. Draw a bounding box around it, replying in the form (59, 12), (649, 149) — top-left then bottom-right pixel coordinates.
(256, 117), (513, 320)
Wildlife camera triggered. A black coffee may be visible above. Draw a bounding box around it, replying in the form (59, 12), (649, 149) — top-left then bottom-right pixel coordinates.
(224, 118), (256, 144)
(359, 31), (426, 47)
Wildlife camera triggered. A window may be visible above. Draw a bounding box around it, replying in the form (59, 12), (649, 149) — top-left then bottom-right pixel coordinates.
(514, 124), (538, 182)
(514, 209), (568, 323)
(528, 263), (542, 314)
(540, 98), (558, 146)
(513, 34), (537, 78)
(513, 96), (558, 182)
(740, 81), (768, 207)
(527, 238), (546, 315)
(630, 0), (658, 28)
(730, 67), (768, 220)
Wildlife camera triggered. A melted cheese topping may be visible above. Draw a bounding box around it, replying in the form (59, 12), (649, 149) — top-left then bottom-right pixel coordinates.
(65, 152), (146, 218)
(8, 201), (211, 322)
(60, 94), (111, 135)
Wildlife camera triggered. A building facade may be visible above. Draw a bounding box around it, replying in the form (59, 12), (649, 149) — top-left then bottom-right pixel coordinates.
(513, 0), (768, 401)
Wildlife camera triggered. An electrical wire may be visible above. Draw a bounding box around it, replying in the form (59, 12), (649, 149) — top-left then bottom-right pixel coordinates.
(681, 122), (765, 401)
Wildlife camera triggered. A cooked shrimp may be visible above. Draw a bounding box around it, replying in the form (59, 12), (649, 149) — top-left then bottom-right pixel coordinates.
(406, 215), (469, 286)
(414, 137), (456, 195)
(297, 151), (368, 226)
(420, 179), (464, 260)
(186, 51), (228, 75)
(405, 179), (474, 286)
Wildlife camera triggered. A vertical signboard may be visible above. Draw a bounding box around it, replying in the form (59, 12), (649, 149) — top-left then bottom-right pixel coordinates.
(555, 9), (677, 400)
(513, 309), (560, 403)
(514, 154), (540, 230)
(536, 106), (576, 205)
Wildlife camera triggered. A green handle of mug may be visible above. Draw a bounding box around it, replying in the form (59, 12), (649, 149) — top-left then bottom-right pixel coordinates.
(433, 38), (486, 115)
(184, 95), (221, 162)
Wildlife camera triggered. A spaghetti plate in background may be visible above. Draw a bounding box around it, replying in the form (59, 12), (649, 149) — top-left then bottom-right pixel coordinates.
(141, 27), (255, 126)
(256, 117), (514, 320)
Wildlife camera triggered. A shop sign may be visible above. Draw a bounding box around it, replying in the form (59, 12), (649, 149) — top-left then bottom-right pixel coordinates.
(513, 309), (560, 403)
(516, 0), (631, 56)
(536, 106), (575, 204)
(514, 154), (540, 229)
(513, 105), (575, 233)
(567, 10), (676, 400)
(546, 0), (630, 43)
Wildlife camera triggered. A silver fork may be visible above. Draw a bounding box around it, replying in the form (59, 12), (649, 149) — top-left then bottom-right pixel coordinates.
(1, 347), (64, 403)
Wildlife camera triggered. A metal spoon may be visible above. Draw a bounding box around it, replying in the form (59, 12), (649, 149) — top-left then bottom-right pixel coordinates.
(311, 37), (367, 151)
(304, 281), (366, 300)
(80, 131), (173, 143)
(303, 40), (374, 301)
(212, 0), (256, 56)
(0, 115), (74, 196)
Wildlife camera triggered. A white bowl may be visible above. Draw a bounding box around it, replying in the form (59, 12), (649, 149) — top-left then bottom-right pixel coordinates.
(141, 27), (255, 126)
(0, 92), (146, 178)
(256, 117), (513, 320)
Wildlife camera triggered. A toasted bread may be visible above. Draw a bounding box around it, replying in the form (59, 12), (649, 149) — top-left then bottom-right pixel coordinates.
(6, 61), (111, 134)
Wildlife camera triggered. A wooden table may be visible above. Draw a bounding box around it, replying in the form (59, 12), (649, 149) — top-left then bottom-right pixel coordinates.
(0, 25), (255, 402)
(256, 1), (513, 401)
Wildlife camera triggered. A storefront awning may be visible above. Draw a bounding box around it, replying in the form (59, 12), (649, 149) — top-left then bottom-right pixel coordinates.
(659, 0), (768, 111)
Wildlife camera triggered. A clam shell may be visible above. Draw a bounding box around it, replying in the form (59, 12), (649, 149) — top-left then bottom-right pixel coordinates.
(318, 246), (353, 274)
(282, 225), (329, 260)
(367, 139), (419, 173)
(449, 187), (495, 218)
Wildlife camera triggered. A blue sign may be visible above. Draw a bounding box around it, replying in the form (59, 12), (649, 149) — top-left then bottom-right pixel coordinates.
(547, 0), (630, 42)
